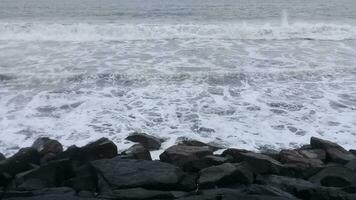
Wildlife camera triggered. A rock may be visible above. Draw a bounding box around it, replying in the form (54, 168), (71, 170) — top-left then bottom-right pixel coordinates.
(177, 139), (221, 151)
(298, 149), (326, 161)
(345, 159), (356, 172)
(350, 149), (356, 157)
(53, 137), (117, 162)
(0, 190), (33, 198)
(256, 175), (316, 196)
(310, 137), (355, 164)
(184, 155), (233, 172)
(15, 159), (74, 190)
(159, 145), (213, 170)
(0, 153), (5, 161)
(221, 148), (250, 162)
(31, 137), (63, 155)
(239, 152), (283, 174)
(126, 132), (162, 151)
(63, 163), (97, 192)
(122, 144), (152, 160)
(0, 148), (40, 185)
(198, 162), (253, 189)
(178, 173), (197, 191)
(238, 184), (298, 199)
(279, 149), (323, 167)
(77, 190), (95, 198)
(177, 188), (297, 200)
(309, 165), (356, 187)
(91, 158), (184, 190)
(104, 188), (175, 200)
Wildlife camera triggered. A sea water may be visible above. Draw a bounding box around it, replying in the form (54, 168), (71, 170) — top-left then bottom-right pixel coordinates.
(0, 0), (356, 156)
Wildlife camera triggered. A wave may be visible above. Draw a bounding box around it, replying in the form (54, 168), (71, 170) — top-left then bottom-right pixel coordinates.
(0, 21), (355, 41)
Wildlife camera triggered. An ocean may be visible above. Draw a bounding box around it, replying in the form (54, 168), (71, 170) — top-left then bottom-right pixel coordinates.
(1, 0), (356, 156)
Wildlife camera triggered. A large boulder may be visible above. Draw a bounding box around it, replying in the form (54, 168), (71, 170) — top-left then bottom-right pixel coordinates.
(198, 162), (253, 189)
(310, 137), (355, 164)
(32, 137), (63, 155)
(53, 137), (117, 162)
(121, 144), (152, 160)
(221, 148), (250, 162)
(159, 145), (213, 170)
(91, 158), (184, 190)
(125, 132), (162, 151)
(238, 152), (283, 174)
(279, 149), (323, 167)
(101, 188), (175, 200)
(177, 139), (222, 151)
(0, 148), (40, 185)
(0, 153), (5, 161)
(309, 165), (356, 187)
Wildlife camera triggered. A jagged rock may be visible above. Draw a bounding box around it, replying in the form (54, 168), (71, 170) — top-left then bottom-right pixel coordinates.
(91, 158), (184, 190)
(350, 150), (356, 157)
(53, 137), (117, 162)
(279, 149), (323, 167)
(159, 145), (213, 170)
(310, 137), (355, 164)
(177, 188), (298, 200)
(238, 184), (299, 199)
(198, 162), (253, 189)
(126, 132), (162, 151)
(15, 159), (74, 190)
(298, 149), (326, 161)
(31, 137), (63, 155)
(345, 159), (356, 172)
(256, 175), (316, 195)
(177, 139), (221, 151)
(122, 144), (152, 160)
(221, 148), (250, 162)
(0, 148), (40, 186)
(0, 153), (5, 161)
(104, 188), (175, 200)
(309, 165), (356, 187)
(184, 155), (233, 172)
(63, 163), (97, 192)
(238, 152), (283, 174)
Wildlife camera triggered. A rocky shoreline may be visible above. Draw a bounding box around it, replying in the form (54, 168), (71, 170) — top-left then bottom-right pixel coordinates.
(1, 134), (356, 200)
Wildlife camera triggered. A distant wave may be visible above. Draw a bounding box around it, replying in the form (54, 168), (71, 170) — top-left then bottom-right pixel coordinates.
(0, 22), (355, 41)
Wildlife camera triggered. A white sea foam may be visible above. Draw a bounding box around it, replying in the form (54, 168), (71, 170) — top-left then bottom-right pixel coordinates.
(0, 21), (355, 41)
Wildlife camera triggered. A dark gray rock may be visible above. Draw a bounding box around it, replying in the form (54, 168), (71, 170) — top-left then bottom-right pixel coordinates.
(310, 137), (355, 164)
(198, 162), (253, 189)
(177, 139), (221, 151)
(177, 188), (298, 200)
(221, 148), (250, 162)
(279, 149), (323, 167)
(350, 150), (356, 157)
(345, 159), (356, 172)
(126, 132), (162, 151)
(239, 152), (283, 174)
(184, 155), (233, 172)
(53, 137), (117, 162)
(298, 149), (326, 161)
(32, 137), (63, 155)
(0, 148), (40, 186)
(238, 184), (298, 199)
(91, 158), (184, 190)
(159, 145), (213, 170)
(0, 153), (5, 161)
(15, 159), (74, 190)
(309, 165), (356, 187)
(63, 163), (97, 192)
(122, 144), (152, 160)
(104, 188), (175, 200)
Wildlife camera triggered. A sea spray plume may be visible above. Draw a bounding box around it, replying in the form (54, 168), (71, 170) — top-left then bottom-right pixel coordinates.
(281, 10), (289, 27)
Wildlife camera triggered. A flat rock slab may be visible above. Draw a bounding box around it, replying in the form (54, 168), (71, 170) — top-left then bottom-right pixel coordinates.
(126, 132), (162, 151)
(91, 158), (184, 190)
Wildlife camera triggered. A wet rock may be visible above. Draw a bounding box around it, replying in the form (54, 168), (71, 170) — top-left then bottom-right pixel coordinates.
(106, 188), (175, 200)
(239, 152), (283, 174)
(198, 162), (253, 189)
(122, 144), (152, 160)
(350, 149), (356, 157)
(298, 149), (326, 161)
(53, 137), (117, 162)
(345, 159), (356, 172)
(309, 165), (356, 187)
(0, 148), (40, 185)
(178, 173), (197, 191)
(15, 159), (74, 190)
(0, 153), (5, 161)
(310, 137), (355, 164)
(31, 137), (63, 155)
(126, 132), (162, 151)
(238, 184), (298, 199)
(279, 149), (323, 167)
(91, 158), (184, 190)
(177, 139), (221, 151)
(159, 145), (213, 170)
(221, 148), (250, 162)
(63, 163), (97, 192)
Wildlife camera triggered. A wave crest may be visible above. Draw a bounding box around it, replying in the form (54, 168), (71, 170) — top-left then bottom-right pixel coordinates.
(0, 22), (355, 41)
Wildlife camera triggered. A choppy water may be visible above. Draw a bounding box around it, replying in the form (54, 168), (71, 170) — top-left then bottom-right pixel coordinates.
(1, 0), (356, 156)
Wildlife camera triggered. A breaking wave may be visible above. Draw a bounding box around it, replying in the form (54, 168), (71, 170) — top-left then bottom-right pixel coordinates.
(0, 21), (355, 41)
